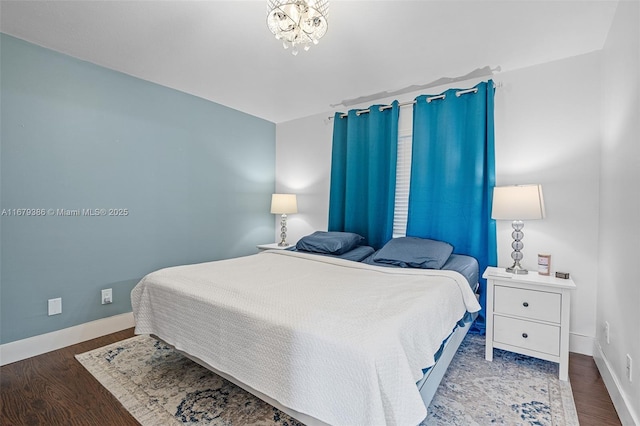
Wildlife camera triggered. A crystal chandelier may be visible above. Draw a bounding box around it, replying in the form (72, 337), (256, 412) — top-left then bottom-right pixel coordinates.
(266, 0), (329, 55)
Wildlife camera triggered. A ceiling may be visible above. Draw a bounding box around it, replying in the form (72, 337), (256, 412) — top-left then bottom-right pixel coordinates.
(0, 1), (619, 123)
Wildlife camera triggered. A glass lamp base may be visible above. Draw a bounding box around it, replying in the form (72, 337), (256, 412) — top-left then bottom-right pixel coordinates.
(506, 263), (529, 274)
(278, 214), (289, 247)
(506, 220), (528, 274)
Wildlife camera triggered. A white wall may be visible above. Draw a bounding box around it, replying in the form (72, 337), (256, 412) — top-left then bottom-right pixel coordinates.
(597, 0), (640, 424)
(494, 52), (602, 355)
(274, 113), (334, 244)
(275, 52), (604, 356)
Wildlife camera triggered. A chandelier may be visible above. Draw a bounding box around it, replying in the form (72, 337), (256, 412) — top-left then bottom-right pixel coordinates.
(266, 0), (329, 55)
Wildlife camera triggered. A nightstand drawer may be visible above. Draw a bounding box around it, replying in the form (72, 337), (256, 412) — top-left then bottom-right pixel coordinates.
(494, 285), (561, 323)
(494, 315), (560, 356)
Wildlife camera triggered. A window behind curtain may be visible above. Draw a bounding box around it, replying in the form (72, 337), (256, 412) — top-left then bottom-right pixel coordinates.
(392, 133), (411, 237)
(392, 106), (413, 237)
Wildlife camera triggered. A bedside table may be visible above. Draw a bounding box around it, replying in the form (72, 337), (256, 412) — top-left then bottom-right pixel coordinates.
(256, 243), (292, 251)
(483, 266), (576, 381)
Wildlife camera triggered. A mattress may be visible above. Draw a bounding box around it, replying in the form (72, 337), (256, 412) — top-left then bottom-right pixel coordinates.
(288, 244), (375, 262)
(363, 252), (479, 289)
(131, 250), (480, 426)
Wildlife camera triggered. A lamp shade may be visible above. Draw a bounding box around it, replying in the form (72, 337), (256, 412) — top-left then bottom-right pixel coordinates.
(270, 194), (298, 214)
(492, 185), (545, 220)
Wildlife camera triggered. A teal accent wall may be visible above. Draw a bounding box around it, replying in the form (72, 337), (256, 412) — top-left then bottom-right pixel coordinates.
(0, 34), (276, 344)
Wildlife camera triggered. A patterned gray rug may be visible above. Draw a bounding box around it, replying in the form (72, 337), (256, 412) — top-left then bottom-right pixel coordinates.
(76, 333), (579, 425)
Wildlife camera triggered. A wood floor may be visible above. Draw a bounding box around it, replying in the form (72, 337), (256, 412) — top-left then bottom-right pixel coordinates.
(1, 329), (622, 425)
(569, 352), (622, 425)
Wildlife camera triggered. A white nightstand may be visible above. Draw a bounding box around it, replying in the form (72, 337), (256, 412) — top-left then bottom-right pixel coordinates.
(256, 243), (293, 251)
(483, 266), (576, 381)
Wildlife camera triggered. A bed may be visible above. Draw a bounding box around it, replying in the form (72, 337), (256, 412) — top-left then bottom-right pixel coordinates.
(131, 234), (481, 426)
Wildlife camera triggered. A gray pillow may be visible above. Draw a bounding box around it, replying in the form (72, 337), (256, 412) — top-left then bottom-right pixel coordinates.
(296, 231), (365, 255)
(373, 237), (453, 269)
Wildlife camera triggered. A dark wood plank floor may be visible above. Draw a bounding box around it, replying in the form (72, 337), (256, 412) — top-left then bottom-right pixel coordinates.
(1, 328), (138, 426)
(569, 352), (622, 425)
(1, 329), (622, 425)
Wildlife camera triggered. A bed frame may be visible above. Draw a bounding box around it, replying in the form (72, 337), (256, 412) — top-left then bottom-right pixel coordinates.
(162, 310), (477, 426)
(416, 311), (477, 409)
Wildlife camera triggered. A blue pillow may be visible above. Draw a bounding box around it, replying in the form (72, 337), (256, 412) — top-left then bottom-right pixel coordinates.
(372, 237), (454, 269)
(296, 231), (365, 255)
(326, 245), (375, 261)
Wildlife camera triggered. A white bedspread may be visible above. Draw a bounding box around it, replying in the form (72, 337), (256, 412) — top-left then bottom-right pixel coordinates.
(131, 250), (480, 426)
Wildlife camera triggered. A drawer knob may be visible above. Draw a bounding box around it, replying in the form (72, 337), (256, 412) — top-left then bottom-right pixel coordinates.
(522, 302), (529, 307)
(522, 333), (528, 339)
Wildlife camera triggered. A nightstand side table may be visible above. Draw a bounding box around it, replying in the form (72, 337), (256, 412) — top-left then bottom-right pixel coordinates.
(256, 243), (293, 251)
(483, 266), (576, 381)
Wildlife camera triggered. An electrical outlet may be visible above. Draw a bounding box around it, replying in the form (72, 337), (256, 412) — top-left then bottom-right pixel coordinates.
(627, 354), (633, 382)
(604, 321), (610, 344)
(101, 288), (113, 305)
(48, 298), (62, 316)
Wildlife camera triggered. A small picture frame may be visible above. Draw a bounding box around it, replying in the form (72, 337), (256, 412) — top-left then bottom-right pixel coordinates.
(538, 254), (551, 276)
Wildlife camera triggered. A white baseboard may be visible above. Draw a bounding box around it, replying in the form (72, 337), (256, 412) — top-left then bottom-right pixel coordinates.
(569, 332), (594, 356)
(0, 312), (135, 366)
(593, 341), (639, 426)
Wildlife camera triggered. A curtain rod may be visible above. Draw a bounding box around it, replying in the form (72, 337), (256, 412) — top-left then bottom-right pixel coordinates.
(329, 82), (501, 120)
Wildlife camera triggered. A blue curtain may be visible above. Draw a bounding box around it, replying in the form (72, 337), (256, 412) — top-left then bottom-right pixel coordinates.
(407, 81), (497, 332)
(328, 102), (399, 249)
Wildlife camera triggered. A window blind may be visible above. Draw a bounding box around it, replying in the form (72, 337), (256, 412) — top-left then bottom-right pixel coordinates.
(392, 133), (412, 237)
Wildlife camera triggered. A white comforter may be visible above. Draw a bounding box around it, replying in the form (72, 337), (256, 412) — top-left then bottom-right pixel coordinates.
(131, 250), (480, 426)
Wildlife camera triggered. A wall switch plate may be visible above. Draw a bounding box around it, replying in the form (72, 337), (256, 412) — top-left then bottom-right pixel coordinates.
(48, 298), (62, 316)
(627, 354), (633, 382)
(101, 288), (112, 305)
(604, 321), (610, 344)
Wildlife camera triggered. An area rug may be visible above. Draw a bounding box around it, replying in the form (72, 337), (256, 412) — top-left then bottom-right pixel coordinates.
(76, 333), (579, 425)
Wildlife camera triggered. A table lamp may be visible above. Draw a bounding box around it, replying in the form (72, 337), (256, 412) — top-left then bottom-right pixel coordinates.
(491, 184), (545, 274)
(271, 194), (298, 246)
